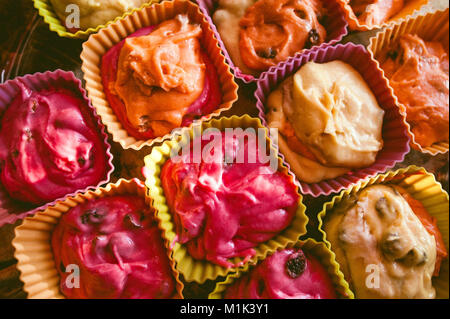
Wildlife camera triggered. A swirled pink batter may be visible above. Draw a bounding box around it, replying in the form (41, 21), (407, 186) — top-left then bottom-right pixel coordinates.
(52, 195), (177, 299)
(224, 248), (337, 299)
(0, 82), (108, 205)
(161, 131), (299, 267)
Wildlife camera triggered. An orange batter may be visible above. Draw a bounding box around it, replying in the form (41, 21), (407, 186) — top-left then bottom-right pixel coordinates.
(381, 34), (449, 147)
(239, 0), (326, 71)
(394, 186), (448, 277)
(348, 0), (404, 26)
(114, 14), (206, 137)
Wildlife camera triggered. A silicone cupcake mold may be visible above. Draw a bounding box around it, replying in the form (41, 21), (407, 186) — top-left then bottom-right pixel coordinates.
(255, 42), (410, 197)
(143, 115), (308, 283)
(368, 8), (449, 155)
(32, 0), (161, 39)
(81, 0), (239, 150)
(209, 238), (354, 299)
(336, 0), (429, 31)
(196, 0), (348, 83)
(0, 70), (114, 227)
(318, 166), (449, 299)
(12, 178), (184, 299)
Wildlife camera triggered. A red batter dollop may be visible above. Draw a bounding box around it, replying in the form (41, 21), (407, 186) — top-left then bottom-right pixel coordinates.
(101, 21), (222, 140)
(52, 195), (177, 299)
(0, 82), (108, 205)
(224, 248), (337, 299)
(380, 34), (449, 147)
(161, 131), (299, 267)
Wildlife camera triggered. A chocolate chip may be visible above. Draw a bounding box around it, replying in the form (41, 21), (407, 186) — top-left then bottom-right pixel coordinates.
(257, 48), (277, 59)
(286, 250), (307, 278)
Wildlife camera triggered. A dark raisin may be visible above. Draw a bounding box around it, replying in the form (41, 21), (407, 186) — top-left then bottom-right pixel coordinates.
(257, 48), (277, 59)
(31, 100), (37, 113)
(59, 261), (65, 272)
(305, 29), (320, 48)
(294, 9), (306, 19)
(139, 210), (146, 222)
(381, 232), (402, 259)
(375, 197), (390, 217)
(286, 250), (306, 278)
(12, 149), (19, 158)
(257, 280), (266, 295)
(138, 115), (150, 133)
(24, 128), (33, 141)
(401, 247), (428, 266)
(80, 209), (104, 224)
(319, 14), (328, 26)
(387, 50), (398, 60)
(78, 157), (86, 166)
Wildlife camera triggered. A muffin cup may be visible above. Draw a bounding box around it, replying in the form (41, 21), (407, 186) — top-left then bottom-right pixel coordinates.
(32, 0), (161, 39)
(0, 70), (114, 227)
(337, 0), (429, 31)
(368, 8), (449, 155)
(196, 0), (348, 83)
(208, 238), (354, 299)
(255, 42), (410, 197)
(317, 165), (449, 299)
(12, 178), (184, 299)
(143, 114), (308, 283)
(81, 0), (239, 150)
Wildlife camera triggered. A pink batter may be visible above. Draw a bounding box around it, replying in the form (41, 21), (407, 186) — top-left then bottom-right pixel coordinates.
(52, 195), (177, 299)
(0, 82), (108, 205)
(224, 248), (337, 299)
(161, 131), (299, 267)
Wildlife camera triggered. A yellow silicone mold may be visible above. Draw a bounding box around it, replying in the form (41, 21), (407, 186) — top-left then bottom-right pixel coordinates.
(318, 166), (449, 299)
(81, 0), (238, 150)
(209, 238), (354, 299)
(144, 115), (308, 283)
(337, 0), (429, 31)
(12, 179), (184, 299)
(32, 0), (161, 39)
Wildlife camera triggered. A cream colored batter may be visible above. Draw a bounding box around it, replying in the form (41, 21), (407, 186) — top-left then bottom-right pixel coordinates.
(325, 185), (437, 299)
